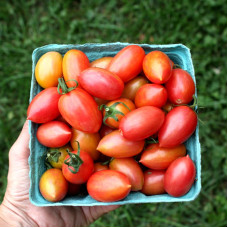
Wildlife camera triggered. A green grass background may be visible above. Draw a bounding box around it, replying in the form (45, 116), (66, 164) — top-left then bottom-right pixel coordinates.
(0, 0), (227, 226)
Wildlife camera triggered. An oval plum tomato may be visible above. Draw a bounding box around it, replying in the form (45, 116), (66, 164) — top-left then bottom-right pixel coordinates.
(102, 98), (135, 129)
(46, 144), (73, 169)
(135, 84), (168, 108)
(70, 128), (100, 160)
(119, 106), (165, 141)
(90, 57), (113, 69)
(140, 143), (186, 170)
(63, 49), (90, 88)
(62, 150), (94, 184)
(27, 87), (61, 123)
(67, 183), (81, 196)
(162, 100), (174, 113)
(35, 52), (62, 88)
(37, 121), (72, 148)
(158, 106), (197, 147)
(79, 67), (124, 100)
(99, 124), (114, 138)
(39, 168), (68, 202)
(121, 76), (148, 101)
(94, 97), (109, 106)
(141, 170), (166, 195)
(109, 158), (144, 191)
(97, 130), (145, 158)
(94, 162), (109, 172)
(87, 170), (131, 202)
(165, 69), (195, 105)
(164, 155), (196, 197)
(143, 51), (172, 84)
(107, 45), (145, 82)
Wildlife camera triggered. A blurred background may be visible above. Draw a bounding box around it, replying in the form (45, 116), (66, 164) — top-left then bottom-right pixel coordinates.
(0, 0), (226, 226)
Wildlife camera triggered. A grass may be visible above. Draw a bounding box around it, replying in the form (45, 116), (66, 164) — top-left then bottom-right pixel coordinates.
(0, 0), (227, 226)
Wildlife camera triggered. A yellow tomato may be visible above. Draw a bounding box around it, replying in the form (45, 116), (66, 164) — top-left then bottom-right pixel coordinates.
(90, 57), (113, 69)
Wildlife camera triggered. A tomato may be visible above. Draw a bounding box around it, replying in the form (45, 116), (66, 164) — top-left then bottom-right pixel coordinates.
(119, 106), (165, 141)
(62, 150), (94, 184)
(143, 51), (172, 84)
(35, 52), (63, 88)
(140, 143), (186, 170)
(39, 168), (68, 202)
(135, 84), (168, 108)
(79, 68), (124, 100)
(97, 130), (145, 158)
(94, 97), (109, 106)
(107, 45), (145, 82)
(55, 115), (70, 126)
(46, 144), (73, 169)
(36, 121), (72, 148)
(102, 98), (135, 129)
(94, 162), (109, 172)
(141, 170), (166, 195)
(109, 158), (144, 191)
(70, 128), (100, 160)
(90, 57), (113, 69)
(165, 69), (195, 105)
(162, 100), (174, 113)
(27, 87), (61, 123)
(121, 76), (148, 101)
(164, 155), (196, 197)
(58, 87), (102, 133)
(63, 49), (90, 88)
(158, 106), (197, 147)
(87, 170), (131, 202)
(67, 183), (81, 196)
(99, 125), (114, 138)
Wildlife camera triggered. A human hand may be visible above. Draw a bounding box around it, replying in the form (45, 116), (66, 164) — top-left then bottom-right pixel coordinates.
(0, 121), (119, 226)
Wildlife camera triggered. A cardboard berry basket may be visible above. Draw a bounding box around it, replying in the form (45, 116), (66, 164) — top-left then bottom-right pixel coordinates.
(28, 43), (201, 206)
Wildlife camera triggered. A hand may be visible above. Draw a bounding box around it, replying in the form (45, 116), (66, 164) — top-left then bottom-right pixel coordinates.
(0, 121), (119, 226)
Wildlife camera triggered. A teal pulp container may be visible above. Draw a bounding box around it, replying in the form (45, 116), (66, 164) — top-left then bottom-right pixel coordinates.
(29, 43), (201, 206)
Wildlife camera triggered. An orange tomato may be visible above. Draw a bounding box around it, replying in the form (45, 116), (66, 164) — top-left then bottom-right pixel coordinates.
(90, 57), (113, 69)
(94, 162), (109, 172)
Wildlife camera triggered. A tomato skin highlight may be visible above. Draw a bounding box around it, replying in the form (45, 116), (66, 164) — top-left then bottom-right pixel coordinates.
(119, 106), (165, 141)
(158, 106), (197, 147)
(108, 45), (145, 82)
(164, 155), (196, 197)
(79, 67), (124, 100)
(143, 51), (172, 84)
(87, 170), (131, 202)
(109, 158), (144, 191)
(94, 162), (109, 172)
(90, 57), (113, 69)
(27, 87), (61, 123)
(36, 121), (72, 148)
(135, 84), (168, 108)
(62, 150), (94, 184)
(39, 168), (68, 202)
(63, 49), (90, 88)
(35, 52), (63, 88)
(140, 143), (186, 170)
(58, 88), (102, 133)
(141, 170), (166, 195)
(165, 69), (195, 105)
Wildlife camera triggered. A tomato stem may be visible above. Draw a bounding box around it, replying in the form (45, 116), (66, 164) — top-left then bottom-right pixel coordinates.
(173, 63), (181, 69)
(57, 78), (78, 95)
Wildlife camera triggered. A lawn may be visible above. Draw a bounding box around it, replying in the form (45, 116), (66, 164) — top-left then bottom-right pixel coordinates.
(0, 0), (227, 226)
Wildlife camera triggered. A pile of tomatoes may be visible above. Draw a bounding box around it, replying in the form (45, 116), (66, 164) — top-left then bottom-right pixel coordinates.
(28, 45), (197, 203)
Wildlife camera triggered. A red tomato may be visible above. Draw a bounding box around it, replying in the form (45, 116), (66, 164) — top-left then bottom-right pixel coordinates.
(27, 87), (61, 123)
(87, 170), (131, 202)
(58, 88), (102, 133)
(140, 143), (186, 170)
(67, 183), (81, 196)
(63, 49), (90, 88)
(109, 158), (144, 191)
(94, 162), (109, 172)
(70, 128), (100, 160)
(90, 57), (113, 69)
(99, 125), (114, 138)
(141, 170), (166, 195)
(162, 100), (174, 113)
(143, 51), (172, 84)
(62, 150), (94, 184)
(97, 130), (145, 158)
(119, 106), (165, 141)
(121, 76), (148, 101)
(36, 121), (72, 148)
(79, 68), (124, 100)
(135, 84), (168, 108)
(107, 45), (145, 82)
(158, 106), (197, 147)
(102, 98), (135, 129)
(39, 168), (68, 202)
(165, 69), (195, 105)
(164, 155), (196, 197)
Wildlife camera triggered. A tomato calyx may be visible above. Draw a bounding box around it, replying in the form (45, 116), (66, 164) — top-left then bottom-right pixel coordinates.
(46, 148), (61, 163)
(173, 95), (198, 110)
(145, 137), (159, 147)
(57, 78), (78, 95)
(101, 158), (113, 166)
